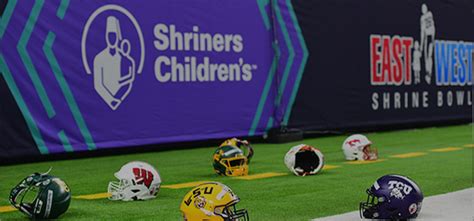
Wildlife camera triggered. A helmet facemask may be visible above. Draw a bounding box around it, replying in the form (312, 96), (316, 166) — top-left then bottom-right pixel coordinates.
(359, 189), (384, 219)
(215, 201), (249, 221)
(108, 176), (158, 201)
(361, 144), (378, 160)
(10, 172), (71, 219)
(221, 156), (248, 176)
(9, 174), (43, 217)
(214, 146), (249, 177)
(108, 178), (135, 201)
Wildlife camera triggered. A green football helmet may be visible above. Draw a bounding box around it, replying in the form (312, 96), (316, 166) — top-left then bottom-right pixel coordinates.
(213, 144), (249, 176)
(9, 172), (71, 219)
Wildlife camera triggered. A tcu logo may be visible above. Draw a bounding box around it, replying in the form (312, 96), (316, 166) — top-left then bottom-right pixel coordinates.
(388, 180), (413, 199)
(132, 168), (154, 188)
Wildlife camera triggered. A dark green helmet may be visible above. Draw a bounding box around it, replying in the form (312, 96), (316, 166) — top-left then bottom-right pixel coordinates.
(213, 145), (249, 176)
(9, 172), (71, 219)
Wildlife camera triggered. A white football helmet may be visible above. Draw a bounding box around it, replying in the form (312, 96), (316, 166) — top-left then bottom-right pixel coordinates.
(284, 144), (324, 176)
(108, 161), (161, 201)
(342, 134), (378, 161)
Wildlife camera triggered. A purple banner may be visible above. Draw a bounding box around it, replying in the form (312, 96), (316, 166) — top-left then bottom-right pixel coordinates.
(1, 0), (308, 155)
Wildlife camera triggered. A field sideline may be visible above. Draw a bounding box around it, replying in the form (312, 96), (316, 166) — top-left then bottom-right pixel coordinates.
(0, 124), (472, 220)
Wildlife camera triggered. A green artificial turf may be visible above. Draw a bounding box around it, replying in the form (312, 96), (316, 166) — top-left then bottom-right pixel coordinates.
(0, 124), (472, 220)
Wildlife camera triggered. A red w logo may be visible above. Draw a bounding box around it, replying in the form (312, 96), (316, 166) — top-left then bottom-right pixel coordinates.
(347, 139), (361, 147)
(132, 168), (154, 188)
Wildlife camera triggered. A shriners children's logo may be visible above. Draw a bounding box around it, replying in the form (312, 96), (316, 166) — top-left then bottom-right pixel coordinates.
(81, 5), (145, 110)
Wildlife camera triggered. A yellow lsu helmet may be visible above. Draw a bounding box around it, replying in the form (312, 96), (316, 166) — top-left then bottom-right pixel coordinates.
(180, 182), (249, 221)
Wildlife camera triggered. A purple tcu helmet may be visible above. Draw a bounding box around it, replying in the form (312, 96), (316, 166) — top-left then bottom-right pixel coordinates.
(360, 175), (423, 220)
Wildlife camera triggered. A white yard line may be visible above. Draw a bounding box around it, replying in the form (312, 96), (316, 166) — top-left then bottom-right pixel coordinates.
(312, 188), (473, 221)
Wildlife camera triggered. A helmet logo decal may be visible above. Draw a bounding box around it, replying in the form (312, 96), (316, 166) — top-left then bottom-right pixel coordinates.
(34, 199), (43, 215)
(183, 197), (192, 206)
(217, 186), (231, 200)
(44, 190), (53, 218)
(132, 168), (154, 188)
(373, 181), (380, 190)
(408, 203), (418, 214)
(390, 187), (405, 199)
(388, 180), (413, 199)
(183, 186), (214, 206)
(53, 178), (70, 193)
(347, 139), (361, 147)
(223, 148), (243, 157)
(194, 196), (207, 209)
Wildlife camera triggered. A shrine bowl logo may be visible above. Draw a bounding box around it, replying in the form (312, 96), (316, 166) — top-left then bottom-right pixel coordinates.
(81, 5), (145, 110)
(369, 3), (473, 111)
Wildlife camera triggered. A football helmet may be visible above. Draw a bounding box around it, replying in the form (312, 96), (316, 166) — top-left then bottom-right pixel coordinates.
(284, 144), (324, 176)
(180, 182), (249, 221)
(9, 171), (71, 219)
(342, 134), (378, 160)
(213, 141), (249, 176)
(360, 174), (424, 219)
(219, 138), (254, 163)
(108, 161), (161, 201)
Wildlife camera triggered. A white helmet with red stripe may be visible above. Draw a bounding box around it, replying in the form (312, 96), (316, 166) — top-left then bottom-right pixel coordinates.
(342, 134), (378, 161)
(108, 161), (161, 201)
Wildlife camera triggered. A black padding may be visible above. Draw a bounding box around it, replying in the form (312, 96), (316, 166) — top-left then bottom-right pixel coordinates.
(295, 150), (320, 172)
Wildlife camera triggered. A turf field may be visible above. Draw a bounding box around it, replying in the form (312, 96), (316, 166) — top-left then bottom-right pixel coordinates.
(0, 124), (472, 220)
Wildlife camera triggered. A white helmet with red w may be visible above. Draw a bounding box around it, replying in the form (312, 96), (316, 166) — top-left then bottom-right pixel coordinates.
(108, 161), (161, 201)
(342, 134), (378, 161)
